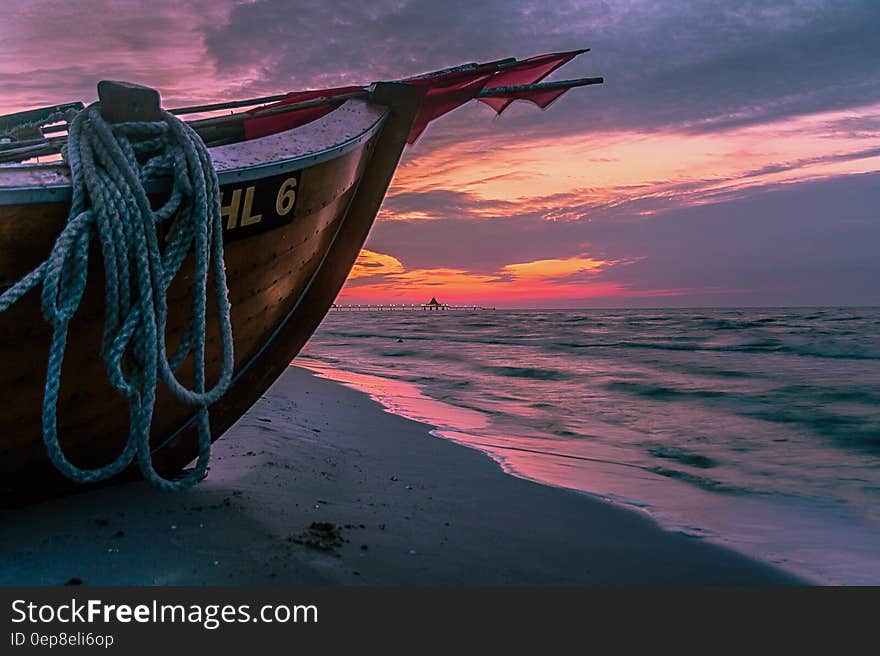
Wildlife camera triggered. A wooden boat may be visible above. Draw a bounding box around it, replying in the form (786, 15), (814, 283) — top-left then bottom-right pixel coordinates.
(0, 55), (601, 503)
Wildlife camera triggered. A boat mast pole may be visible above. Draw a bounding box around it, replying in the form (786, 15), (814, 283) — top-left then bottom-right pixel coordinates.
(478, 76), (604, 96)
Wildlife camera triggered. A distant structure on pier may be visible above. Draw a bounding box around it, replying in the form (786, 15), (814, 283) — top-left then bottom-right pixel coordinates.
(330, 297), (494, 312)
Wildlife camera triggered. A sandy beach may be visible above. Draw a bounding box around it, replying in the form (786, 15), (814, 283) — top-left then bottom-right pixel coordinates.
(0, 365), (806, 586)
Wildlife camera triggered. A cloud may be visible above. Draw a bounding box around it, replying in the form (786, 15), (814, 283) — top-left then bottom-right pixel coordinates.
(338, 263), (637, 306)
(502, 254), (612, 282)
(1, 2), (877, 306)
(358, 172), (880, 306)
(376, 102), (880, 246)
(203, 0), (593, 86)
(201, 0), (880, 137)
(347, 249), (406, 279)
(5, 1), (879, 135)
(0, 1), (235, 112)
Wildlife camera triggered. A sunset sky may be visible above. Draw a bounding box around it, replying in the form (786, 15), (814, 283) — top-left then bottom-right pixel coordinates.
(2, 1), (878, 307)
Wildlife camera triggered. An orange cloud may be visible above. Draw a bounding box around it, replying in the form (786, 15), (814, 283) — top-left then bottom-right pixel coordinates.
(389, 101), (880, 223)
(502, 255), (611, 281)
(347, 249), (405, 279)
(339, 250), (673, 305)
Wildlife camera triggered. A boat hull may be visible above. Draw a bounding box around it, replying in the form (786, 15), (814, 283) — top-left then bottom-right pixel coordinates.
(0, 83), (422, 503)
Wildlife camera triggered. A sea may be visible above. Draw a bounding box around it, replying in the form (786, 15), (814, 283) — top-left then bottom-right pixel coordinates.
(297, 307), (880, 584)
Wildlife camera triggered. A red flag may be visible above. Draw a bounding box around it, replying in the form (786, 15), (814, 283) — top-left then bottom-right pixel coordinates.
(405, 64), (500, 144)
(478, 49), (586, 114)
(239, 51), (587, 143)
(243, 86), (363, 140)
(479, 85), (572, 111)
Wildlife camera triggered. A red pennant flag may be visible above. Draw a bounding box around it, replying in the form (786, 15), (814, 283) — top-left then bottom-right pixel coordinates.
(479, 85), (572, 112)
(478, 49), (586, 114)
(240, 51), (588, 143)
(405, 64), (500, 144)
(243, 86), (363, 140)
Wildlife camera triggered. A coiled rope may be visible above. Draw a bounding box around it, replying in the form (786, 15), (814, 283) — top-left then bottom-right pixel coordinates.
(0, 102), (234, 491)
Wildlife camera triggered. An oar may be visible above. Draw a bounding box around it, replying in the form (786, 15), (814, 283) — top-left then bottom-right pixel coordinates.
(0, 140), (68, 163)
(0, 134), (67, 152)
(167, 93), (293, 117)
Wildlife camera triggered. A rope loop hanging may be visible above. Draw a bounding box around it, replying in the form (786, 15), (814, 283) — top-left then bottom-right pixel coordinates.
(0, 100), (234, 491)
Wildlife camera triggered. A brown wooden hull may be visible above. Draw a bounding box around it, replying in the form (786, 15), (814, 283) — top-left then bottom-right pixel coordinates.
(0, 83), (421, 504)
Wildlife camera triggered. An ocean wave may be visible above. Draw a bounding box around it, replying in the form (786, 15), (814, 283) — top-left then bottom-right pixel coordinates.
(648, 446), (718, 469)
(483, 365), (570, 381)
(773, 385), (880, 406)
(667, 363), (757, 379)
(320, 331), (390, 339)
(648, 467), (746, 494)
(304, 307), (880, 583)
(743, 407), (880, 453)
(548, 339), (879, 360)
(427, 351), (466, 362)
(605, 381), (726, 400)
(824, 315), (867, 322)
(698, 319), (781, 330)
(309, 311), (880, 482)
(377, 349), (419, 357)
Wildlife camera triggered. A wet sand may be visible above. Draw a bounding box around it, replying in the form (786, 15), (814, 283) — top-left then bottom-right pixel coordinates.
(0, 366), (806, 585)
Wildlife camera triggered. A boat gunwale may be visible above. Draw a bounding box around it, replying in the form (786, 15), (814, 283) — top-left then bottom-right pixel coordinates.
(0, 99), (388, 207)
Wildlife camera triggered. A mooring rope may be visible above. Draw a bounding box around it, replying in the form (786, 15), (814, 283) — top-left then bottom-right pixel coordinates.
(0, 103), (234, 491)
